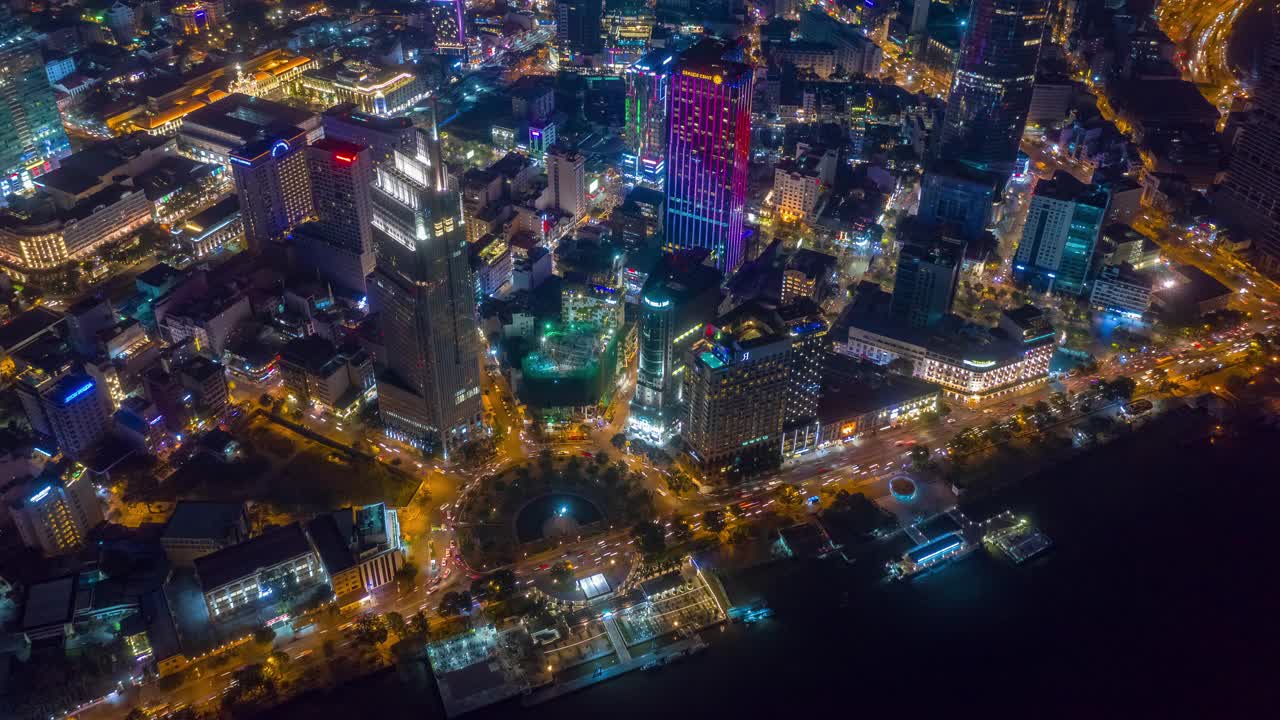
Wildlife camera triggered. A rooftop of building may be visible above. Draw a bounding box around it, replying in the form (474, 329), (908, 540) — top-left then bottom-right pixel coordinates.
(0, 307), (63, 353)
(280, 334), (347, 376)
(1107, 78), (1218, 124)
(305, 512), (357, 576)
(817, 354), (941, 424)
(0, 182), (144, 231)
(847, 289), (1053, 364)
(641, 249), (722, 305)
(490, 151), (532, 179)
(161, 501), (246, 541)
(181, 195), (240, 236)
(1032, 171), (1110, 208)
(622, 186), (665, 209)
(137, 262), (182, 290)
(677, 37), (752, 81)
(193, 522), (312, 591)
(311, 136), (369, 158)
(35, 133), (170, 197)
(323, 102), (415, 130)
(182, 93), (316, 143)
(1096, 262), (1152, 288)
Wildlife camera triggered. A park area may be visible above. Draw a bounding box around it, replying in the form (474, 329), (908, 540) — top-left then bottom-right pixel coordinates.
(115, 414), (419, 515)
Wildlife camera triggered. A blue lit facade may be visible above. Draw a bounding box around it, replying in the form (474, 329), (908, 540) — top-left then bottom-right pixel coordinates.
(663, 42), (754, 275)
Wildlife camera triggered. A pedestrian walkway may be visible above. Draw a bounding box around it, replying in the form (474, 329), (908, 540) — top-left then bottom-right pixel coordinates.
(602, 616), (632, 663)
(905, 525), (928, 544)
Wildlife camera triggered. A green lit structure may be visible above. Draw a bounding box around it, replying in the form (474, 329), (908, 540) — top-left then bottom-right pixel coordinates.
(517, 321), (619, 422)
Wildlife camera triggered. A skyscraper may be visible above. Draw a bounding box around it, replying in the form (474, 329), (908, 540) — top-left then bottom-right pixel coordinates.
(683, 303), (791, 477)
(1013, 172), (1110, 296)
(939, 0), (1050, 174)
(1215, 32), (1280, 274)
(664, 39), (754, 275)
(556, 0), (604, 59)
(368, 122), (484, 456)
(293, 138), (376, 293)
(623, 49), (676, 186)
(230, 127), (313, 254)
(890, 236), (963, 328)
(628, 250), (722, 444)
(0, 18), (72, 197)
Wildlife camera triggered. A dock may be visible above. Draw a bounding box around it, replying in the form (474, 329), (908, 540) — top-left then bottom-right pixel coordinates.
(523, 635), (709, 707)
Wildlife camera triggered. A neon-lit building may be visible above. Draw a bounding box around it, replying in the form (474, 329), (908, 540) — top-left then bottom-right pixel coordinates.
(431, 0), (466, 51)
(664, 39), (754, 275)
(0, 19), (72, 198)
(623, 49), (675, 186)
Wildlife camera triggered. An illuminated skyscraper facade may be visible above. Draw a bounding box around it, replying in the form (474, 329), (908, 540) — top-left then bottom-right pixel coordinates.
(368, 122), (484, 455)
(939, 0), (1050, 174)
(663, 40), (754, 275)
(230, 127), (313, 254)
(431, 0), (466, 51)
(0, 19), (72, 197)
(293, 138), (376, 293)
(623, 49), (675, 186)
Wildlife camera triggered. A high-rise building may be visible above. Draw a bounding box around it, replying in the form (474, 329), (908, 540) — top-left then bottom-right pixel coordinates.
(939, 0), (1050, 174)
(431, 0), (466, 51)
(322, 105), (419, 164)
(664, 39), (755, 275)
(628, 251), (722, 444)
(546, 145), (586, 219)
(1014, 172), (1110, 295)
(293, 138), (376, 293)
(368, 125), (484, 455)
(556, 0), (604, 59)
(890, 236), (963, 328)
(623, 49), (676, 186)
(916, 162), (1003, 243)
(42, 374), (112, 459)
(230, 127), (313, 254)
(1215, 33), (1280, 274)
(8, 470), (104, 556)
(683, 303), (791, 476)
(778, 298), (828, 427)
(0, 19), (72, 197)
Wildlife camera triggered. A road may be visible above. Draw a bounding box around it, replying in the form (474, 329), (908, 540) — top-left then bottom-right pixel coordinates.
(1156, 0), (1246, 111)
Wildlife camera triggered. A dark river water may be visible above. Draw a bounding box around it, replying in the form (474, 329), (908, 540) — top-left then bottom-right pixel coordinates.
(277, 415), (1280, 718)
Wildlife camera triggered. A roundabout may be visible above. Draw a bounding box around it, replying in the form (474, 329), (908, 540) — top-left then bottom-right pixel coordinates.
(453, 455), (656, 573)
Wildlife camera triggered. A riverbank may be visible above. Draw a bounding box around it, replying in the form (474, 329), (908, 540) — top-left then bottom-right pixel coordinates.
(273, 409), (1280, 718)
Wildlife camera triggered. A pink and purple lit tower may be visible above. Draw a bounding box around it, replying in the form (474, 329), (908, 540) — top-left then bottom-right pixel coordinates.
(663, 39), (754, 275)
